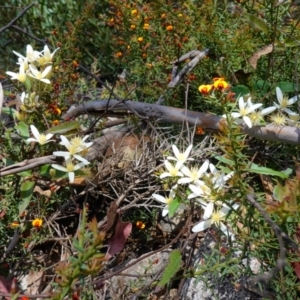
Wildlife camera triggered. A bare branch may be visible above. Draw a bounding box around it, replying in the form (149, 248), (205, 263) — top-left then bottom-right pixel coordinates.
(62, 99), (300, 145)
(0, 155), (57, 176)
(0, 3), (35, 34)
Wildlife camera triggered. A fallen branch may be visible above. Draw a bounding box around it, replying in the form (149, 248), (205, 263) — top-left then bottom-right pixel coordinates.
(62, 99), (300, 145)
(0, 155), (57, 176)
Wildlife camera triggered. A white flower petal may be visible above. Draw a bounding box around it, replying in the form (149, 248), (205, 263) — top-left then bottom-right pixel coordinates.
(68, 171), (75, 183)
(243, 116), (253, 128)
(152, 194), (167, 204)
(177, 177), (192, 184)
(247, 103), (263, 113)
(192, 219), (212, 232)
(220, 222), (230, 235)
(59, 135), (71, 147)
(29, 125), (40, 140)
(203, 202), (214, 219)
(231, 112), (241, 118)
(172, 145), (180, 158)
(26, 137), (38, 143)
(276, 87), (283, 103)
(238, 97), (245, 109)
(260, 106), (276, 116)
(73, 154), (90, 164)
(287, 95), (299, 105)
(189, 184), (204, 196)
(198, 160), (209, 176)
(283, 108), (298, 115)
(53, 151), (71, 158)
(51, 164), (67, 172)
(162, 206), (169, 217)
(184, 144), (193, 157)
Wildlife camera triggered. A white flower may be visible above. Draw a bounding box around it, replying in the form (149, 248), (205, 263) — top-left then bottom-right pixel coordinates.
(248, 104), (277, 126)
(287, 113), (300, 127)
(152, 187), (177, 217)
(17, 57), (29, 70)
(230, 97), (263, 128)
(13, 44), (41, 63)
(68, 135), (93, 152)
(192, 204), (238, 237)
(178, 160), (209, 185)
(6, 63), (27, 83)
(20, 92), (39, 109)
(37, 45), (60, 65)
(27, 125), (54, 145)
(208, 163), (234, 188)
(53, 135), (92, 164)
(51, 158), (89, 183)
(28, 65), (52, 84)
(160, 160), (183, 179)
(167, 144), (193, 168)
(189, 164), (234, 218)
(268, 87), (299, 115)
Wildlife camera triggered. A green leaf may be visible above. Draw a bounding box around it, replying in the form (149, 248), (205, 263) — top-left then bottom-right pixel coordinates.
(252, 80), (271, 92)
(158, 249), (182, 287)
(46, 121), (80, 135)
(15, 122), (29, 139)
(18, 170), (32, 177)
(168, 197), (181, 218)
(243, 13), (269, 34)
(19, 181), (35, 215)
(283, 35), (300, 48)
(73, 240), (85, 253)
(215, 155), (235, 166)
(231, 85), (250, 98)
(247, 163), (288, 179)
(2, 107), (16, 118)
(277, 81), (296, 93)
(273, 183), (286, 202)
(40, 164), (51, 176)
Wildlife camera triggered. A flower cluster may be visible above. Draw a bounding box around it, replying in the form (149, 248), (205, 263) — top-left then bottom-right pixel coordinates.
(6, 44), (59, 112)
(32, 218), (43, 229)
(51, 135), (93, 183)
(26, 125), (93, 183)
(225, 87), (300, 128)
(152, 145), (238, 238)
(7, 44), (59, 83)
(199, 77), (229, 94)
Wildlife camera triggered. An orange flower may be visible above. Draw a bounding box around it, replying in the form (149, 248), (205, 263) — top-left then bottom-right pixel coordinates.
(115, 52), (123, 58)
(52, 120), (60, 125)
(199, 84), (213, 94)
(10, 221), (19, 228)
(188, 73), (196, 81)
(142, 53), (147, 58)
(20, 296), (29, 300)
(136, 221), (146, 229)
(72, 60), (79, 68)
(32, 218), (43, 229)
(131, 9), (138, 15)
(166, 25), (173, 31)
(130, 24), (136, 29)
(48, 104), (61, 115)
(137, 37), (143, 43)
(213, 78), (229, 90)
(196, 127), (205, 135)
(143, 23), (150, 30)
(161, 13), (166, 19)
